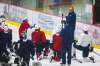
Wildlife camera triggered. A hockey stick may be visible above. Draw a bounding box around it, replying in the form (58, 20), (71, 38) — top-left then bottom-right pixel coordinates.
(89, 56), (96, 63)
(61, 13), (64, 29)
(72, 58), (82, 63)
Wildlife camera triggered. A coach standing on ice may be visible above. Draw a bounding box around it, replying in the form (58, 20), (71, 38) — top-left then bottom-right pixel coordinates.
(66, 6), (76, 42)
(60, 6), (76, 66)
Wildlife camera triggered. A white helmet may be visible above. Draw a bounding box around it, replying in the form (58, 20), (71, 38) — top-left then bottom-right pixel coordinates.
(3, 24), (8, 31)
(35, 24), (40, 29)
(83, 26), (89, 31)
(56, 29), (60, 33)
(1, 22), (5, 28)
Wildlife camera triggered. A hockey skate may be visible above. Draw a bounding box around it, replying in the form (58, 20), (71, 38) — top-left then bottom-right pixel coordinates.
(32, 62), (42, 66)
(50, 56), (61, 62)
(83, 57), (91, 62)
(60, 63), (67, 66)
(89, 56), (96, 63)
(1, 62), (12, 66)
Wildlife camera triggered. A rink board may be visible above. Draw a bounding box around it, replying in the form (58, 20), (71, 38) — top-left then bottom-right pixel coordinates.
(5, 20), (53, 39)
(5, 20), (100, 45)
(0, 2), (100, 44)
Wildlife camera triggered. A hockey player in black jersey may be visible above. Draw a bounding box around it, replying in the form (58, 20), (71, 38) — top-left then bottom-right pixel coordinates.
(0, 24), (13, 66)
(13, 30), (35, 66)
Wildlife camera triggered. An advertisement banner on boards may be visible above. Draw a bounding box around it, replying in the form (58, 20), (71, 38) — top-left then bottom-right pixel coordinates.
(0, 3), (100, 44)
(8, 5), (28, 22)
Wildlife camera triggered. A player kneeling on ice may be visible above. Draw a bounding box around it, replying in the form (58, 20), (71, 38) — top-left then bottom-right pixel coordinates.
(32, 25), (47, 60)
(13, 31), (35, 66)
(50, 30), (62, 62)
(72, 26), (94, 62)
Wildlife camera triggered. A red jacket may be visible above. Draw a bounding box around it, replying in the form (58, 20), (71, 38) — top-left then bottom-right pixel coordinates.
(40, 31), (46, 44)
(53, 34), (62, 51)
(0, 27), (3, 32)
(7, 29), (12, 33)
(19, 20), (30, 38)
(32, 30), (46, 45)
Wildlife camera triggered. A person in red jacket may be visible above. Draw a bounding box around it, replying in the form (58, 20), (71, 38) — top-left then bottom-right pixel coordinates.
(51, 30), (62, 62)
(40, 30), (49, 57)
(31, 25), (46, 60)
(0, 25), (3, 32)
(19, 19), (30, 39)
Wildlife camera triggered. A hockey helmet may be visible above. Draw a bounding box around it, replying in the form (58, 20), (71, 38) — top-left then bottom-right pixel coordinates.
(83, 26), (89, 31)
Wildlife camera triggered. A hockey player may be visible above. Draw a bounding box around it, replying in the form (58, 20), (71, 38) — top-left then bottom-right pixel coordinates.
(32, 25), (46, 60)
(19, 19), (30, 39)
(73, 26), (92, 62)
(43, 39), (50, 57)
(0, 24), (13, 64)
(40, 28), (48, 57)
(51, 30), (62, 62)
(13, 31), (35, 66)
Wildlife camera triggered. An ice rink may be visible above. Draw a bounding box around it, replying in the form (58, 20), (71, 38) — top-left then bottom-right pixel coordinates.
(5, 23), (100, 66)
